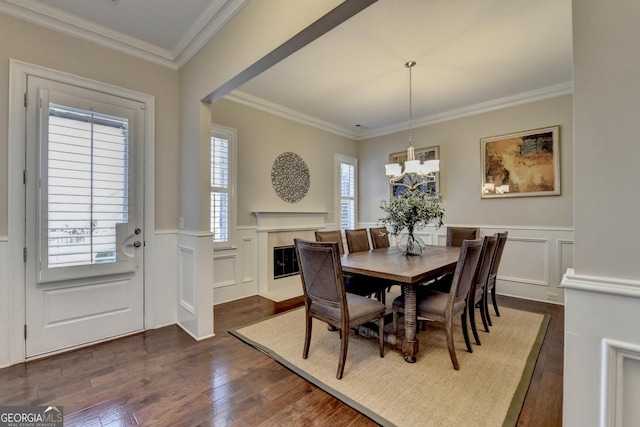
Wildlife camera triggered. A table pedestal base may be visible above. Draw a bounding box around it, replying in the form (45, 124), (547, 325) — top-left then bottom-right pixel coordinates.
(401, 339), (419, 363)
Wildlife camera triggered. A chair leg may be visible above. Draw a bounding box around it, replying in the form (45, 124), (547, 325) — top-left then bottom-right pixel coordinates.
(445, 314), (460, 370)
(461, 310), (473, 353)
(392, 309), (399, 334)
(378, 317), (385, 358)
(491, 286), (500, 317)
(479, 295), (490, 333)
(485, 290), (493, 327)
(337, 323), (349, 379)
(303, 314), (312, 359)
(468, 303), (481, 346)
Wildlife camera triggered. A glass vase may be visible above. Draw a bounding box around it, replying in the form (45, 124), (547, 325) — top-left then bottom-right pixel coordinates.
(396, 233), (425, 256)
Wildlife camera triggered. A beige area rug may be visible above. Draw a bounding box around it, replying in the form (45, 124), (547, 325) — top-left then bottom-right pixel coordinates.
(230, 306), (548, 427)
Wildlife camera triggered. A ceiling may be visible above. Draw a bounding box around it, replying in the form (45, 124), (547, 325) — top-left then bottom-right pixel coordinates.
(0, 0), (573, 140)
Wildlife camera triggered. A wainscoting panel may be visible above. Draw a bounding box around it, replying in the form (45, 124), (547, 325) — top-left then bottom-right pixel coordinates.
(241, 236), (255, 283)
(361, 223), (572, 304)
(178, 245), (196, 314)
(0, 237), (10, 368)
(498, 237), (549, 286)
(213, 227), (259, 305)
(153, 232), (178, 328)
(563, 271), (640, 426)
(603, 339), (640, 427)
(214, 252), (237, 288)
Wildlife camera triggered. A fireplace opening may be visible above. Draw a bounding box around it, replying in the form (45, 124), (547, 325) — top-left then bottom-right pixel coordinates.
(273, 245), (300, 279)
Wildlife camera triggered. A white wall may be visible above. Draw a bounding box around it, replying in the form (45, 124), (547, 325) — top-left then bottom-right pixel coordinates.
(563, 1), (640, 425)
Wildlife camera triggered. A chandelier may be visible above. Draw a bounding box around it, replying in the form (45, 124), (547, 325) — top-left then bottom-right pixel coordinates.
(385, 61), (439, 191)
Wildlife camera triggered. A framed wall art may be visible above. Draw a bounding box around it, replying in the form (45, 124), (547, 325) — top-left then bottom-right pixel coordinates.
(389, 145), (439, 197)
(481, 126), (560, 198)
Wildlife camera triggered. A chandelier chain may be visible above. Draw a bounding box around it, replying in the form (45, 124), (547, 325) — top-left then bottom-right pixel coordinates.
(407, 61), (414, 147)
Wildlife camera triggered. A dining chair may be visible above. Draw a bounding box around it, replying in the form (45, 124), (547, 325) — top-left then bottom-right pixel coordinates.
(392, 238), (483, 370)
(315, 230), (345, 255)
(369, 227), (390, 249)
(345, 228), (371, 253)
(446, 227), (479, 247)
(485, 231), (508, 326)
(344, 228), (389, 303)
(294, 238), (385, 379)
(315, 230), (376, 299)
(431, 234), (498, 344)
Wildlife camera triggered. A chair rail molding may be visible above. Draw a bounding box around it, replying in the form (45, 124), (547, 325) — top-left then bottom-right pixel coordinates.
(360, 222), (573, 304)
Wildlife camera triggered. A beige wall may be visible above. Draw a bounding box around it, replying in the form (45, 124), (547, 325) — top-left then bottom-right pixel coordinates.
(0, 12), (180, 234)
(178, 0), (342, 233)
(211, 98), (358, 226)
(358, 95), (573, 227)
(572, 0), (639, 280)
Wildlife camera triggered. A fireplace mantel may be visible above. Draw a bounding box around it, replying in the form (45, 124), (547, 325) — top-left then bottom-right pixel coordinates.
(253, 211), (328, 232)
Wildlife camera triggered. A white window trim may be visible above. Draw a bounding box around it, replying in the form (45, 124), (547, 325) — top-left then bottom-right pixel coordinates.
(335, 153), (358, 230)
(211, 124), (237, 250)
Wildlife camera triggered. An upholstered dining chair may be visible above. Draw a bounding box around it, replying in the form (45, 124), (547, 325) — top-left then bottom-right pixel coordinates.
(294, 238), (385, 379)
(369, 227), (390, 249)
(315, 230), (345, 255)
(446, 227), (479, 247)
(345, 228), (371, 253)
(392, 238), (483, 370)
(315, 230), (374, 299)
(431, 234), (498, 344)
(344, 228), (389, 303)
(485, 231), (508, 326)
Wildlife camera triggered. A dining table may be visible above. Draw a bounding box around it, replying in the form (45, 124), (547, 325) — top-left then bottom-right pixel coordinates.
(341, 245), (461, 363)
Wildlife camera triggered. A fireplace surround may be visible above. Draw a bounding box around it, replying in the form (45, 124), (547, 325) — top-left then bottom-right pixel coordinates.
(253, 211), (328, 301)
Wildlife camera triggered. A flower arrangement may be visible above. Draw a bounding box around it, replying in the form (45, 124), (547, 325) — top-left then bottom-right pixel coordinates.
(379, 188), (445, 255)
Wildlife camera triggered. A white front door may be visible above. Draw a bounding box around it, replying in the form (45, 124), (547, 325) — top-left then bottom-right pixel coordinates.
(24, 76), (145, 358)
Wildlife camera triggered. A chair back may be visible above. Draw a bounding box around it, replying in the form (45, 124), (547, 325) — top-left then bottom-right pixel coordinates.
(473, 234), (499, 297)
(487, 231), (508, 287)
(446, 227), (479, 247)
(315, 230), (345, 255)
(295, 239), (346, 308)
(345, 228), (370, 253)
(369, 227), (390, 249)
(448, 239), (484, 304)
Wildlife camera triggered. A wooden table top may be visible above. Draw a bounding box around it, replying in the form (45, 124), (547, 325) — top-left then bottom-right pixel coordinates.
(341, 245), (461, 284)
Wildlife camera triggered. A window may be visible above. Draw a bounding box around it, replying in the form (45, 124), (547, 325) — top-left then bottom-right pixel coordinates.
(337, 154), (357, 230)
(210, 125), (237, 248)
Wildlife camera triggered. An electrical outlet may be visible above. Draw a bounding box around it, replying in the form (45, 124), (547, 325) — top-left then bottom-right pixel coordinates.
(178, 217), (184, 229)
(546, 292), (559, 302)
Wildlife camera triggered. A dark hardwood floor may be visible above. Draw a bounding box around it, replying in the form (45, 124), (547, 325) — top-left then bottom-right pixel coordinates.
(0, 294), (563, 426)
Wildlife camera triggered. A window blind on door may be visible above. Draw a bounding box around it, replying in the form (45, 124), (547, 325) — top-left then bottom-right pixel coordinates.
(47, 103), (129, 268)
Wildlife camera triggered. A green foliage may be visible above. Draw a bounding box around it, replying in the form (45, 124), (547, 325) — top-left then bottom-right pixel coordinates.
(379, 189), (445, 236)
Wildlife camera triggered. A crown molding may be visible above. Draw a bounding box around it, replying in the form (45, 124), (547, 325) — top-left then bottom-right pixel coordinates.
(173, 0), (248, 69)
(225, 91), (360, 140)
(363, 81), (574, 140)
(226, 82), (573, 141)
(0, 0), (248, 70)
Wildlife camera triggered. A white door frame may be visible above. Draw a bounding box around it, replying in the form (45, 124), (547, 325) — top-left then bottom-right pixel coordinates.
(8, 59), (156, 364)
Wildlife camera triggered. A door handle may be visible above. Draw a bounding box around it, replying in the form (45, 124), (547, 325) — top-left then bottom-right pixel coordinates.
(127, 241), (142, 248)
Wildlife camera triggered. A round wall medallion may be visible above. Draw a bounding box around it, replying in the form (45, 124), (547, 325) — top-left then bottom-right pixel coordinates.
(271, 152), (310, 203)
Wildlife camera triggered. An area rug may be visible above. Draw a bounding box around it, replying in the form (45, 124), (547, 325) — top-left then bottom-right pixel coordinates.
(230, 306), (548, 427)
